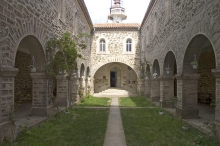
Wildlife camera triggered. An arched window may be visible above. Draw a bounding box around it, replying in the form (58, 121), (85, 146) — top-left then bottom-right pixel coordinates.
(126, 39), (132, 52)
(100, 39), (106, 52)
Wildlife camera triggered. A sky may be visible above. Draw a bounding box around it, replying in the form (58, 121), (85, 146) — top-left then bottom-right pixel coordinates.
(84, 0), (151, 24)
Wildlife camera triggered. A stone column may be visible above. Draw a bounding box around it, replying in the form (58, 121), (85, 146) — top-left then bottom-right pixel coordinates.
(30, 73), (52, 117)
(150, 78), (160, 102)
(211, 69), (220, 143)
(56, 75), (68, 107)
(175, 74), (199, 119)
(160, 76), (175, 107)
(0, 67), (18, 144)
(90, 78), (94, 95)
(144, 78), (151, 98)
(71, 78), (80, 103)
(138, 79), (145, 96)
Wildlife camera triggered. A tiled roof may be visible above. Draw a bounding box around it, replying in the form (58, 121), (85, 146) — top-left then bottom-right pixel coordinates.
(94, 23), (140, 29)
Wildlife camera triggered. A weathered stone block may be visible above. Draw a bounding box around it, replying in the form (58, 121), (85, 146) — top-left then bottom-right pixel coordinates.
(176, 107), (199, 119)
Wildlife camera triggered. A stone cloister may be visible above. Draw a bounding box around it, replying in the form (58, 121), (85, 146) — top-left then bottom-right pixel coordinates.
(1, 0), (220, 144)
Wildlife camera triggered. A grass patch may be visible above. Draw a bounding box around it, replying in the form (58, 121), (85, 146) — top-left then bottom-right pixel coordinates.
(77, 95), (111, 107)
(119, 97), (155, 107)
(3, 108), (109, 146)
(121, 108), (218, 146)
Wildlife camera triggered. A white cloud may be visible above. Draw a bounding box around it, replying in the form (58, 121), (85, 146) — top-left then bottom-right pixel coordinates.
(84, 0), (151, 24)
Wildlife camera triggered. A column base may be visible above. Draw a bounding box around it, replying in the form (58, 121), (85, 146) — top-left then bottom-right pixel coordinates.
(31, 106), (53, 117)
(0, 121), (15, 144)
(176, 107), (199, 119)
(56, 98), (68, 107)
(161, 100), (176, 108)
(213, 122), (220, 144)
(150, 95), (160, 102)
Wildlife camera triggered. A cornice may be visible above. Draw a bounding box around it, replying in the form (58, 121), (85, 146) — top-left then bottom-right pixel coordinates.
(77, 0), (93, 30)
(140, 0), (156, 29)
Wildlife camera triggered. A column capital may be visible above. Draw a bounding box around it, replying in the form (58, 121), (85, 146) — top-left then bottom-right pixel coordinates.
(151, 77), (161, 81)
(212, 69), (220, 78)
(160, 76), (175, 81)
(56, 74), (68, 80)
(175, 74), (200, 80)
(0, 67), (18, 77)
(30, 73), (47, 79)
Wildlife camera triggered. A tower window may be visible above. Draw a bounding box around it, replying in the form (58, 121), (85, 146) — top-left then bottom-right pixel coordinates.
(126, 39), (132, 52)
(100, 39), (106, 52)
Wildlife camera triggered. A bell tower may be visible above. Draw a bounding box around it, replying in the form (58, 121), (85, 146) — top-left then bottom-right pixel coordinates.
(108, 0), (127, 23)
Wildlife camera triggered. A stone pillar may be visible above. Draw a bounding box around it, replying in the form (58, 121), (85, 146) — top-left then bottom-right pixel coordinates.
(90, 78), (94, 95)
(144, 78), (151, 98)
(0, 67), (18, 144)
(160, 76), (175, 107)
(56, 75), (68, 107)
(211, 69), (220, 143)
(30, 73), (52, 117)
(150, 78), (160, 102)
(138, 79), (145, 96)
(70, 77), (79, 104)
(175, 74), (199, 119)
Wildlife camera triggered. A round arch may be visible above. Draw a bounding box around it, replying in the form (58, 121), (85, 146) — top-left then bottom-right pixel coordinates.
(163, 51), (177, 76)
(80, 63), (85, 77)
(93, 62), (138, 94)
(182, 34), (217, 74)
(92, 61), (140, 79)
(152, 59), (160, 76)
(14, 35), (46, 72)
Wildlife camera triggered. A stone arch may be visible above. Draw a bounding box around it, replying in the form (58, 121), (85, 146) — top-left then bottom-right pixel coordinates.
(182, 34), (216, 74)
(163, 51), (177, 76)
(14, 35), (46, 72)
(93, 62), (138, 93)
(152, 59), (160, 76)
(80, 63), (85, 77)
(178, 34), (216, 119)
(86, 66), (90, 79)
(14, 35), (46, 120)
(92, 60), (140, 79)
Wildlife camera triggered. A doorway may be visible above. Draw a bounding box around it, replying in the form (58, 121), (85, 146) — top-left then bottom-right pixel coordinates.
(110, 71), (116, 87)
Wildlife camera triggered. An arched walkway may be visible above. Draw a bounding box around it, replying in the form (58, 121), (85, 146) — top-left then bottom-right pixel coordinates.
(93, 62), (138, 95)
(160, 51), (177, 107)
(14, 35), (46, 119)
(176, 34), (216, 119)
(150, 59), (160, 101)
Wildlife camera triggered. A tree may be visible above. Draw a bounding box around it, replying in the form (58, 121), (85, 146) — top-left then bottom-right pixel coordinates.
(46, 32), (89, 112)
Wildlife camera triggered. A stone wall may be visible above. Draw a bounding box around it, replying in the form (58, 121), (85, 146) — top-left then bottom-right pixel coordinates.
(0, 0), (92, 143)
(141, 0), (220, 74)
(91, 29), (141, 94)
(91, 30), (140, 77)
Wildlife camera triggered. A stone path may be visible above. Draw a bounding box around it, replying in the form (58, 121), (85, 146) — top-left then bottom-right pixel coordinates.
(103, 97), (127, 146)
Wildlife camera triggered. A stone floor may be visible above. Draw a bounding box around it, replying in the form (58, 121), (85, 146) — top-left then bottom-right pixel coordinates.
(156, 102), (215, 136)
(13, 98), (216, 144)
(14, 102), (47, 135)
(103, 97), (126, 146)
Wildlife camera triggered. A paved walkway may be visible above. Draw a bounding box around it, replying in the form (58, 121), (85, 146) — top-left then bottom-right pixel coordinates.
(103, 97), (127, 146)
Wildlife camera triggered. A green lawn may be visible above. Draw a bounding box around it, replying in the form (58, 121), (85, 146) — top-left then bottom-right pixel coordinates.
(3, 108), (109, 146)
(121, 108), (218, 146)
(119, 97), (155, 107)
(77, 95), (111, 107)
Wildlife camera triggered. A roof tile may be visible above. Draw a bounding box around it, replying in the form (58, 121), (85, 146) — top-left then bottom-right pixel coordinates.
(94, 23), (140, 29)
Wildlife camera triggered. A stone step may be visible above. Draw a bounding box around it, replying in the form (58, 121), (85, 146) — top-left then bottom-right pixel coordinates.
(94, 88), (137, 97)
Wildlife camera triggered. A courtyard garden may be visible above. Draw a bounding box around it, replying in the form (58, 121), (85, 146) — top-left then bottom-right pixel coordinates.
(3, 97), (219, 146)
